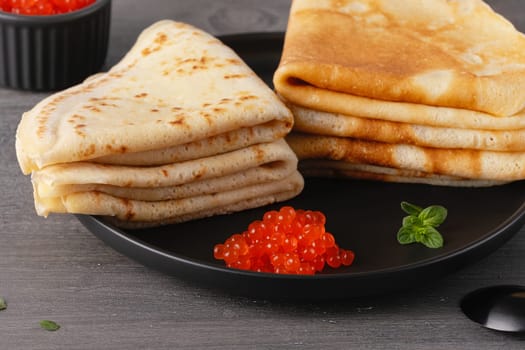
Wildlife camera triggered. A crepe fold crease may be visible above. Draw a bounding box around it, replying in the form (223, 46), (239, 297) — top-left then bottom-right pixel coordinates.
(16, 20), (303, 227)
(274, 0), (525, 186)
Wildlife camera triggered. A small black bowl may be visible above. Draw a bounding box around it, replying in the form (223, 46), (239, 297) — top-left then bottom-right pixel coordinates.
(0, 0), (111, 91)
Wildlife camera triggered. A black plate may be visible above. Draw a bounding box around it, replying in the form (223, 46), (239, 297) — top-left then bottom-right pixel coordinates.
(77, 33), (525, 300)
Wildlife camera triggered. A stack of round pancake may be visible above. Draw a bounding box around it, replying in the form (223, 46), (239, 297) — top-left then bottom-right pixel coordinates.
(274, 0), (525, 186)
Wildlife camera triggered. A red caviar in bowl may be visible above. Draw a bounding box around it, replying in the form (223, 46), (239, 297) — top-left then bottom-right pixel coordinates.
(214, 206), (355, 275)
(0, 0), (95, 15)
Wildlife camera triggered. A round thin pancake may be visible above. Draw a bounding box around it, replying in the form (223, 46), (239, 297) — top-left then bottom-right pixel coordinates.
(274, 0), (525, 117)
(287, 133), (525, 181)
(298, 160), (506, 187)
(290, 105), (525, 152)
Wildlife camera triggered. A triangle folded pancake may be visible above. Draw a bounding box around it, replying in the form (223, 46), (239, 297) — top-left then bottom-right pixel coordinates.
(73, 173), (303, 230)
(33, 140), (297, 205)
(16, 20), (304, 227)
(32, 139), (303, 227)
(274, 0), (525, 117)
(17, 20), (293, 174)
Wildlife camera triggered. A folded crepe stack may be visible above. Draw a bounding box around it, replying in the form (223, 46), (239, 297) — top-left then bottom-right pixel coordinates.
(274, 0), (525, 186)
(16, 20), (303, 228)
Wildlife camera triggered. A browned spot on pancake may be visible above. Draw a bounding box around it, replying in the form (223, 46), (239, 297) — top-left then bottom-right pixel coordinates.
(253, 145), (266, 163)
(200, 112), (213, 125)
(224, 74), (247, 79)
(193, 167), (206, 179)
(225, 58), (241, 65)
(104, 143), (127, 154)
(100, 102), (118, 107)
(84, 105), (101, 113)
(120, 198), (135, 220)
(74, 124), (86, 137)
(169, 117), (185, 126)
(74, 114), (86, 119)
(426, 148), (482, 177)
(357, 141), (392, 164)
(83, 144), (96, 157)
(135, 92), (148, 98)
(154, 32), (168, 45)
(338, 117), (416, 145)
(218, 98), (232, 104)
(161, 169), (169, 177)
(171, 106), (182, 111)
(141, 44), (162, 56)
(212, 107), (225, 113)
(150, 108), (160, 113)
(306, 137), (396, 167)
(36, 125), (47, 137)
(202, 103), (211, 107)
(239, 94), (258, 101)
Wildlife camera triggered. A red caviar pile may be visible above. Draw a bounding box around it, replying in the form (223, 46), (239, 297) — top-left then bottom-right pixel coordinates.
(214, 206), (355, 275)
(0, 0), (95, 15)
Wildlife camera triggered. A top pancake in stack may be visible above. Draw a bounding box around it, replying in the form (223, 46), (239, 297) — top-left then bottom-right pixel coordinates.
(16, 20), (304, 228)
(274, 0), (525, 186)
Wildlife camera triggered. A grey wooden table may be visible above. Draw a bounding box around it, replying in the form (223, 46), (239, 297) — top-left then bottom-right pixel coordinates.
(2, 0), (525, 349)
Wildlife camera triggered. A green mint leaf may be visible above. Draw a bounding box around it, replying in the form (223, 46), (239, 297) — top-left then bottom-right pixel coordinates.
(419, 205), (448, 227)
(40, 320), (60, 331)
(419, 226), (444, 248)
(398, 201), (447, 249)
(402, 215), (422, 227)
(397, 226), (416, 244)
(401, 201), (423, 216)
(413, 226), (427, 243)
(0, 297), (6, 311)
